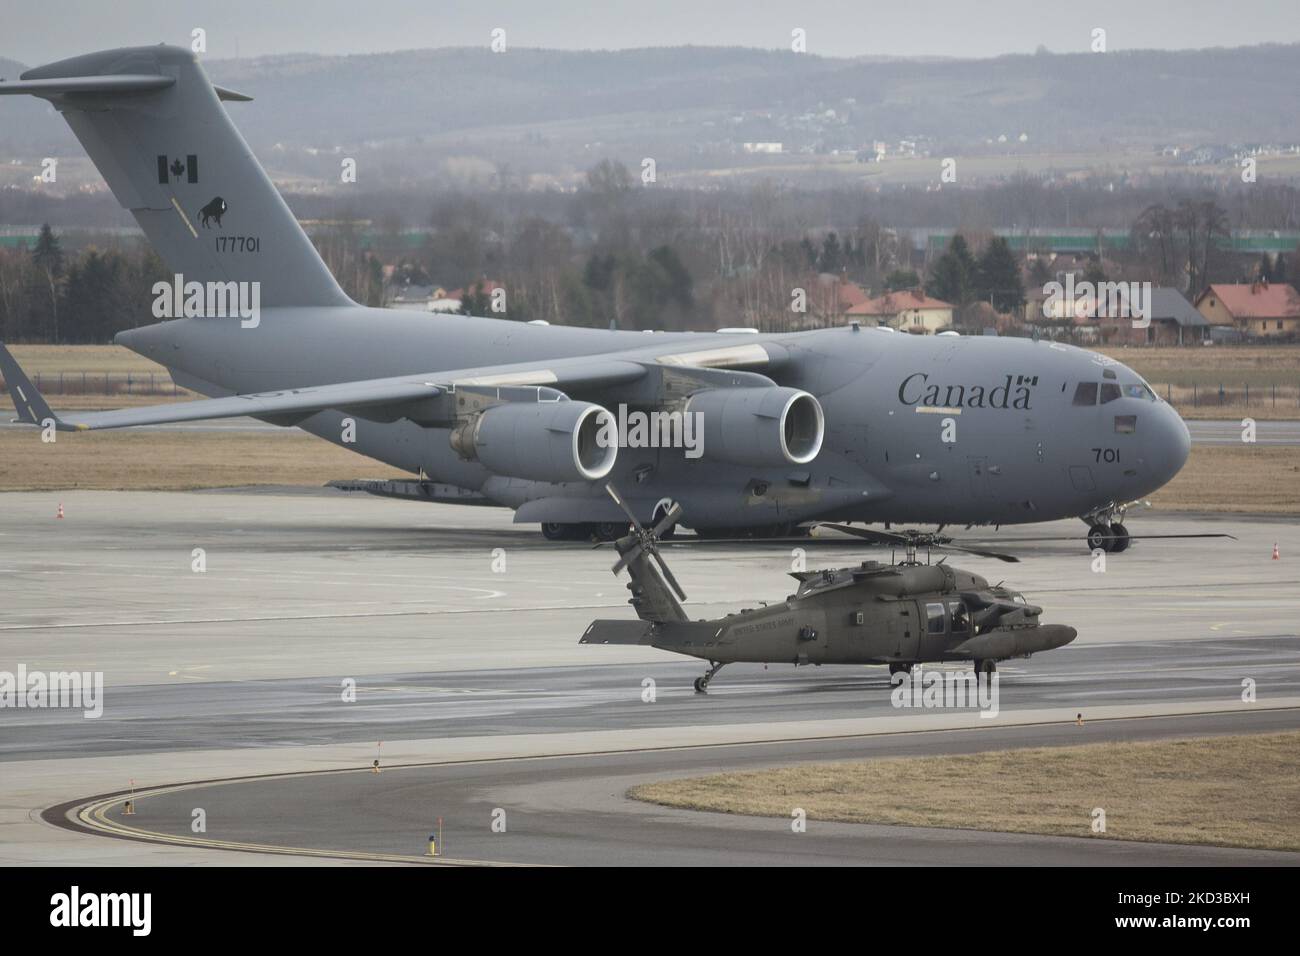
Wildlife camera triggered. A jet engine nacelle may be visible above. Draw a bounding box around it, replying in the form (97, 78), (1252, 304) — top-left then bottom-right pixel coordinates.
(450, 399), (618, 483)
(685, 387), (824, 466)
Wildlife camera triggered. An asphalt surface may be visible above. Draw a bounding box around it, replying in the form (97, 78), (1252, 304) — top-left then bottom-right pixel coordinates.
(6, 636), (1299, 761)
(67, 708), (1300, 866)
(2, 490), (1298, 865)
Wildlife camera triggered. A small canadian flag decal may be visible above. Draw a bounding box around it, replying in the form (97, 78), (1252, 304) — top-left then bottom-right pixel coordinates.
(157, 154), (198, 184)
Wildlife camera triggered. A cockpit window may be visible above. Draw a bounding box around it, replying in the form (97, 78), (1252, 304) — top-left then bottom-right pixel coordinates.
(1072, 382), (1098, 406)
(1126, 383), (1157, 401)
(948, 600), (969, 633)
(1100, 383), (1121, 404)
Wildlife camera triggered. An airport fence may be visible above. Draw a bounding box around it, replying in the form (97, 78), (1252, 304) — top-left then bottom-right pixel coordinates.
(1151, 382), (1300, 409)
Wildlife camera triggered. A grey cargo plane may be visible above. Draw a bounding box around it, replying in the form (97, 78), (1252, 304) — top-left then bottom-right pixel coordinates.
(0, 45), (1191, 549)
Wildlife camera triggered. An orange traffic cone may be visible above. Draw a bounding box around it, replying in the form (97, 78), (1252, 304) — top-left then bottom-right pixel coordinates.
(56, 503), (64, 519)
(1273, 542), (1280, 560)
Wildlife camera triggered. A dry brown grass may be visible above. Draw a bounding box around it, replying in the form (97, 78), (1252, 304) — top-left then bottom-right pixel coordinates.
(1148, 445), (1300, 513)
(630, 731), (1300, 851)
(1096, 345), (1300, 420)
(1, 421), (1297, 512)
(0, 430), (405, 491)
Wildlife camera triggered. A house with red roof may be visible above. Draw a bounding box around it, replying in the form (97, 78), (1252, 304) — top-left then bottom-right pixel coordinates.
(850, 289), (954, 334)
(1194, 281), (1300, 338)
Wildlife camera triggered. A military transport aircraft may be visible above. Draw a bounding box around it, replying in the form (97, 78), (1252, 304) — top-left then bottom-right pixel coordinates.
(581, 486), (1078, 692)
(0, 45), (1191, 550)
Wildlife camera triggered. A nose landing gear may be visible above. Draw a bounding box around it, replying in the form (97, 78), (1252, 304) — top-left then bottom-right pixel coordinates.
(1086, 521), (1131, 553)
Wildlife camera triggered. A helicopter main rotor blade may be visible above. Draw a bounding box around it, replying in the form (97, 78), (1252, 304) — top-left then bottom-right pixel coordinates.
(958, 532), (1237, 544)
(931, 542), (1020, 563)
(818, 524), (914, 546)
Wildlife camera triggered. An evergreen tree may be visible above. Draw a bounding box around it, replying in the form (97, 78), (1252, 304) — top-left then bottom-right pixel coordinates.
(31, 224), (63, 343)
(818, 232), (843, 274)
(975, 236), (1024, 311)
(926, 234), (975, 305)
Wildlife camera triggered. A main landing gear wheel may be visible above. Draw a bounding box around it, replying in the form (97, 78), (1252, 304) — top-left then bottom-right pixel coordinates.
(973, 659), (997, 676)
(1086, 523), (1111, 552)
(1110, 522), (1132, 553)
(694, 662), (726, 694)
(541, 522), (574, 541)
(593, 522), (627, 542)
(888, 662), (913, 676)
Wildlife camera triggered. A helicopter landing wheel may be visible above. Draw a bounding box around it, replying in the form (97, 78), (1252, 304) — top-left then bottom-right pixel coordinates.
(973, 659), (997, 676)
(1110, 522), (1132, 553)
(889, 662), (913, 677)
(1086, 523), (1113, 552)
(694, 662), (725, 694)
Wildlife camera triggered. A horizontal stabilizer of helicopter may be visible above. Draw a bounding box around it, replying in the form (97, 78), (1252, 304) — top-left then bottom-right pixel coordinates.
(580, 619), (656, 645)
(951, 624), (1077, 660)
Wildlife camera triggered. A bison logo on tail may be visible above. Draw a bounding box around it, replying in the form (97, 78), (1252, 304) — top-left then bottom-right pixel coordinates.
(197, 197), (227, 228)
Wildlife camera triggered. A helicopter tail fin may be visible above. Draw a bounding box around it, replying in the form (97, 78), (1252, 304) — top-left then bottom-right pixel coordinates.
(614, 532), (689, 624)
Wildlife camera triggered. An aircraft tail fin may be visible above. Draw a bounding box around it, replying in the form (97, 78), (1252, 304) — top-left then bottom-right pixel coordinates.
(1, 46), (350, 309)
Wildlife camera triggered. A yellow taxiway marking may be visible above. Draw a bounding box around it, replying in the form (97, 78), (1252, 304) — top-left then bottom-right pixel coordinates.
(73, 776), (523, 867)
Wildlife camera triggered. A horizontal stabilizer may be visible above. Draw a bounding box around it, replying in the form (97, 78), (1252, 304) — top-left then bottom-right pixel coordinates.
(580, 620), (656, 645)
(0, 74), (175, 97)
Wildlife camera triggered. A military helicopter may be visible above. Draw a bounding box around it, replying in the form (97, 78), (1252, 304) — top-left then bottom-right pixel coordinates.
(580, 485), (1079, 693)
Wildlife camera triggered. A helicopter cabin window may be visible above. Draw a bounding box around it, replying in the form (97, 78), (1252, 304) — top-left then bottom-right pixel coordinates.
(1072, 382), (1098, 406)
(947, 600), (970, 633)
(1099, 383), (1121, 404)
(925, 602), (946, 634)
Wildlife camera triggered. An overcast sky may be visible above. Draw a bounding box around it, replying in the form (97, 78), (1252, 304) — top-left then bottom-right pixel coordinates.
(4, 0), (1298, 63)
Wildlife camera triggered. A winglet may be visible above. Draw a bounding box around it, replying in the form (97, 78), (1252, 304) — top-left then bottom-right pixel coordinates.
(0, 344), (70, 430)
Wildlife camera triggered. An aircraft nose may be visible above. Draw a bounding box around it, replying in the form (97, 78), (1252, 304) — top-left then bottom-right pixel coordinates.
(1148, 402), (1191, 488)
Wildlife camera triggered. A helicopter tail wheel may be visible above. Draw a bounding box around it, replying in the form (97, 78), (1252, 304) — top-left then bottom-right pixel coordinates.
(1086, 523), (1113, 552)
(695, 661), (725, 694)
(1110, 522), (1132, 553)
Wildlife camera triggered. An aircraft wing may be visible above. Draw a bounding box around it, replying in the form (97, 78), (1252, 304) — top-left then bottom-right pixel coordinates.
(0, 334), (789, 432)
(0, 343), (650, 432)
